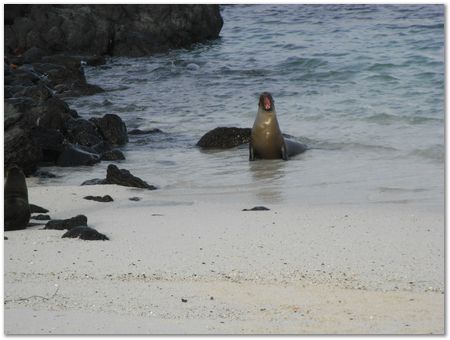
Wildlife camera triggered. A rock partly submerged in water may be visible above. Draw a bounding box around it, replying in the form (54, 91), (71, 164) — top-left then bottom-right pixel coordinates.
(81, 164), (157, 190)
(84, 195), (114, 202)
(56, 144), (101, 167)
(62, 226), (109, 241)
(128, 128), (163, 135)
(4, 4), (224, 174)
(106, 164), (157, 190)
(197, 127), (251, 148)
(90, 114), (128, 147)
(81, 178), (108, 186)
(101, 149), (125, 161)
(3, 58), (125, 174)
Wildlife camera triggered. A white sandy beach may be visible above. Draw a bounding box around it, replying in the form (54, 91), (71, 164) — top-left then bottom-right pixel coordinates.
(4, 183), (444, 334)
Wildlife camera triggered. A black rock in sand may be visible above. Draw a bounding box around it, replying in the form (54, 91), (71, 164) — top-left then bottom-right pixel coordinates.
(62, 226), (109, 241)
(44, 214), (88, 230)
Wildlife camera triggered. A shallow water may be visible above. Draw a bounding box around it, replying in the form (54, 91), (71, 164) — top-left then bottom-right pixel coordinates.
(38, 5), (444, 208)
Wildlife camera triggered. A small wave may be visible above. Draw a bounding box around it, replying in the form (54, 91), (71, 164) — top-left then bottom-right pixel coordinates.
(378, 187), (427, 193)
(402, 55), (443, 68)
(365, 74), (399, 82)
(409, 145), (444, 163)
(292, 136), (398, 153)
(115, 104), (148, 113)
(414, 72), (440, 80)
(186, 63), (200, 71)
(410, 23), (444, 30)
(380, 23), (443, 30)
(312, 52), (348, 58)
(320, 141), (398, 152)
(272, 43), (307, 51)
(293, 69), (357, 82)
(278, 56), (327, 70)
(367, 63), (401, 71)
(219, 66), (269, 77)
(364, 113), (443, 125)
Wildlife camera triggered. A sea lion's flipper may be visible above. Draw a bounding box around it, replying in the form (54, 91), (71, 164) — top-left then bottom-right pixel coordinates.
(285, 139), (307, 158)
(249, 142), (256, 161)
(281, 142), (289, 161)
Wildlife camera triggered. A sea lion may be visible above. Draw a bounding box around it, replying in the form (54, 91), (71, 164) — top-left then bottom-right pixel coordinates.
(4, 165), (30, 231)
(249, 92), (306, 161)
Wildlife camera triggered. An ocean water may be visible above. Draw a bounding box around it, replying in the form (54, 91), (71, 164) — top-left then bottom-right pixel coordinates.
(39, 5), (444, 208)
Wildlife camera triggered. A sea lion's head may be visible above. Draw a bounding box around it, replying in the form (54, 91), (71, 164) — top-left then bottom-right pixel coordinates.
(258, 92), (275, 112)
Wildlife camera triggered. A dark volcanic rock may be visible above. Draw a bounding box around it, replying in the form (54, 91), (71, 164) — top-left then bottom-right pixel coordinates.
(83, 55), (106, 67)
(36, 96), (78, 131)
(90, 141), (125, 161)
(106, 164), (157, 190)
(32, 214), (51, 220)
(33, 56), (104, 97)
(101, 149), (125, 161)
(4, 4), (219, 174)
(12, 81), (53, 101)
(197, 127), (252, 148)
(65, 118), (103, 147)
(56, 144), (101, 167)
(62, 226), (109, 241)
(34, 169), (57, 178)
(5, 126), (43, 175)
(91, 141), (114, 154)
(90, 114), (128, 146)
(84, 195), (114, 202)
(128, 128), (163, 135)
(30, 127), (65, 163)
(45, 214), (88, 230)
(29, 204), (49, 214)
(5, 5), (223, 57)
(81, 178), (108, 186)
(22, 46), (46, 63)
(242, 206), (270, 211)
(81, 165), (156, 188)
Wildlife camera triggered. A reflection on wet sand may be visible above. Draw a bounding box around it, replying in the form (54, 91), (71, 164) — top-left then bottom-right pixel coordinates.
(249, 160), (286, 204)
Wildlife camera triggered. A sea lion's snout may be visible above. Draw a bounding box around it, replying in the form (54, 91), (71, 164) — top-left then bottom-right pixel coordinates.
(263, 97), (271, 110)
(259, 92), (274, 112)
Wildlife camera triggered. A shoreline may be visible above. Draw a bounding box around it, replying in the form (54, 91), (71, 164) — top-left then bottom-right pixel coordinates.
(4, 184), (444, 334)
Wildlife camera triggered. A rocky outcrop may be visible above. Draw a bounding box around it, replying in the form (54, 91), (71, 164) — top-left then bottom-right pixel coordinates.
(84, 195), (114, 202)
(4, 4), (224, 174)
(44, 214), (88, 230)
(56, 144), (101, 167)
(90, 114), (128, 146)
(4, 60), (128, 173)
(196, 127), (252, 148)
(5, 4), (223, 58)
(106, 164), (157, 190)
(81, 164), (157, 190)
(62, 226), (109, 241)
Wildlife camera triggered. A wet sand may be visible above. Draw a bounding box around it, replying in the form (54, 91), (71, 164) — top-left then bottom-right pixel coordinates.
(4, 184), (444, 334)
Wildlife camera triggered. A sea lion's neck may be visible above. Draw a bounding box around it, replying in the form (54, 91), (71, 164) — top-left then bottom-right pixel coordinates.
(253, 108), (280, 130)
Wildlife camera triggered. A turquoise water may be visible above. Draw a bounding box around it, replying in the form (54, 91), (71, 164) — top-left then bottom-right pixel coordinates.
(44, 5), (444, 208)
